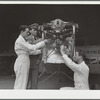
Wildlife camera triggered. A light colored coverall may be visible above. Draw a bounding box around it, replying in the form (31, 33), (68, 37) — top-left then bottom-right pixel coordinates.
(14, 35), (45, 89)
(60, 54), (89, 90)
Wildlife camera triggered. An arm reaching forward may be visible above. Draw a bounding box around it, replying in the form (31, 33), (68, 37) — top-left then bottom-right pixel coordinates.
(60, 45), (80, 72)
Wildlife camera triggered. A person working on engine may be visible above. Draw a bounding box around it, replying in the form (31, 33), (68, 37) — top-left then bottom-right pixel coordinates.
(60, 45), (89, 90)
(27, 23), (44, 89)
(14, 25), (50, 89)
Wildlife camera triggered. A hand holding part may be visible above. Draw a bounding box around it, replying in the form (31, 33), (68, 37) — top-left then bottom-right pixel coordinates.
(60, 45), (70, 55)
(44, 39), (51, 44)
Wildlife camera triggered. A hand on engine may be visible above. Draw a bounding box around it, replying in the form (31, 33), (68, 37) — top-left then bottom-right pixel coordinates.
(60, 45), (70, 55)
(60, 45), (66, 55)
(44, 39), (51, 44)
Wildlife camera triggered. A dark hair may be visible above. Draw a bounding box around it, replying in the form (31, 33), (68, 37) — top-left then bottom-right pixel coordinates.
(28, 23), (38, 31)
(19, 25), (28, 32)
(78, 51), (90, 65)
(78, 51), (86, 60)
(29, 27), (37, 31)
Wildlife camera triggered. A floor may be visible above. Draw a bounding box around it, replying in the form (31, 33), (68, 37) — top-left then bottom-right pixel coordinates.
(0, 72), (100, 90)
(0, 72), (74, 89)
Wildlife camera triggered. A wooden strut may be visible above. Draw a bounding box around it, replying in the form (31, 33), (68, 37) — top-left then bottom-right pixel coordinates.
(72, 25), (76, 57)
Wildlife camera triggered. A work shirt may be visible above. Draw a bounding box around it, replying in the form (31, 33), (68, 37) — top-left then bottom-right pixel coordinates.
(62, 54), (89, 90)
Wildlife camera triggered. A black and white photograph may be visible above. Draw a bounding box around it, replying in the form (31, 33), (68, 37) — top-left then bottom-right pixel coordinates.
(0, 1), (100, 93)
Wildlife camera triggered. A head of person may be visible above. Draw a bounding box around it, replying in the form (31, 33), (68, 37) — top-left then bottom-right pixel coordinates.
(19, 25), (30, 38)
(73, 52), (84, 64)
(29, 23), (38, 37)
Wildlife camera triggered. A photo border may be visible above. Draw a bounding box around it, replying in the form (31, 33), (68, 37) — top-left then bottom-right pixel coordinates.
(0, 1), (100, 99)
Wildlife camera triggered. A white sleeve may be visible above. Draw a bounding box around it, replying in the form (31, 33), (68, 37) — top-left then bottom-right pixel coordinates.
(18, 41), (45, 51)
(29, 50), (41, 55)
(62, 54), (80, 72)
